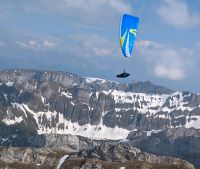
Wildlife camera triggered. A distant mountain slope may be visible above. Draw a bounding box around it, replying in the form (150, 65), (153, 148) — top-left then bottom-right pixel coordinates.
(0, 69), (199, 140)
(0, 69), (200, 168)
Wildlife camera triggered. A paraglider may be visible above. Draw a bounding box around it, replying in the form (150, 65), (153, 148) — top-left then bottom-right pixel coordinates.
(116, 14), (140, 78)
(116, 69), (130, 78)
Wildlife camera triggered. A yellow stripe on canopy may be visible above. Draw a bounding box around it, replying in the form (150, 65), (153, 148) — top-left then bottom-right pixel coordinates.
(129, 29), (137, 36)
(120, 30), (127, 48)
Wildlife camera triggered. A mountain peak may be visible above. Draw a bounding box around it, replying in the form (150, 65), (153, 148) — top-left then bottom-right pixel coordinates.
(0, 69), (174, 95)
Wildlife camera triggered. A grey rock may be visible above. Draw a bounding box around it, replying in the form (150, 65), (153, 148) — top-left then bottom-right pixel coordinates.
(0, 69), (200, 168)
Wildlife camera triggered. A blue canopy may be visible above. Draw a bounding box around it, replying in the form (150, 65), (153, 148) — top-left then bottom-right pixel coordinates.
(120, 14), (139, 57)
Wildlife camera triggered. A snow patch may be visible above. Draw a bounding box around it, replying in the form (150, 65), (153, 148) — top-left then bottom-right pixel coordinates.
(23, 105), (130, 140)
(41, 96), (45, 103)
(185, 116), (200, 129)
(103, 90), (169, 115)
(3, 116), (23, 125)
(61, 91), (72, 98)
(18, 90), (23, 97)
(85, 77), (106, 83)
(57, 155), (69, 169)
(102, 90), (199, 121)
(6, 81), (14, 86)
(174, 115), (185, 119)
(3, 94), (7, 100)
(146, 130), (162, 137)
(118, 138), (129, 143)
(1, 137), (9, 143)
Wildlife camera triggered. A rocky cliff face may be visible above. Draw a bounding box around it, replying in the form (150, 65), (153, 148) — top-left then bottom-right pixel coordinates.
(0, 144), (195, 169)
(0, 69), (199, 140)
(0, 69), (200, 168)
(127, 127), (200, 169)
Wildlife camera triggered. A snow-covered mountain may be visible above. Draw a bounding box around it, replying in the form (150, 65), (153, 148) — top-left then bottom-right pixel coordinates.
(1, 69), (200, 168)
(0, 69), (200, 141)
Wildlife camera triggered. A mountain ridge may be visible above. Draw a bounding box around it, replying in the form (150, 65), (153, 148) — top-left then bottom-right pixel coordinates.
(0, 69), (200, 168)
(0, 69), (174, 94)
(0, 69), (200, 140)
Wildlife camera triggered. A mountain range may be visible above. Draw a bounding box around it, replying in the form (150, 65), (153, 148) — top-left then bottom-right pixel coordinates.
(0, 69), (200, 169)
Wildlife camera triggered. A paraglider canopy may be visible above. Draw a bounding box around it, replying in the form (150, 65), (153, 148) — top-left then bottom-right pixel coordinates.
(117, 14), (140, 78)
(120, 14), (139, 58)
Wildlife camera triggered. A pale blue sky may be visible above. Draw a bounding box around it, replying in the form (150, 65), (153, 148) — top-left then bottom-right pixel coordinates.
(0, 0), (200, 92)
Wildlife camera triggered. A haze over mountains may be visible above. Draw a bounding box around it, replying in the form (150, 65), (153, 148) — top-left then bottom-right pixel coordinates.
(0, 69), (200, 169)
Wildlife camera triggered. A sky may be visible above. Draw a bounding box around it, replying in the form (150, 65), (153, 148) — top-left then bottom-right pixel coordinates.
(0, 0), (200, 92)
